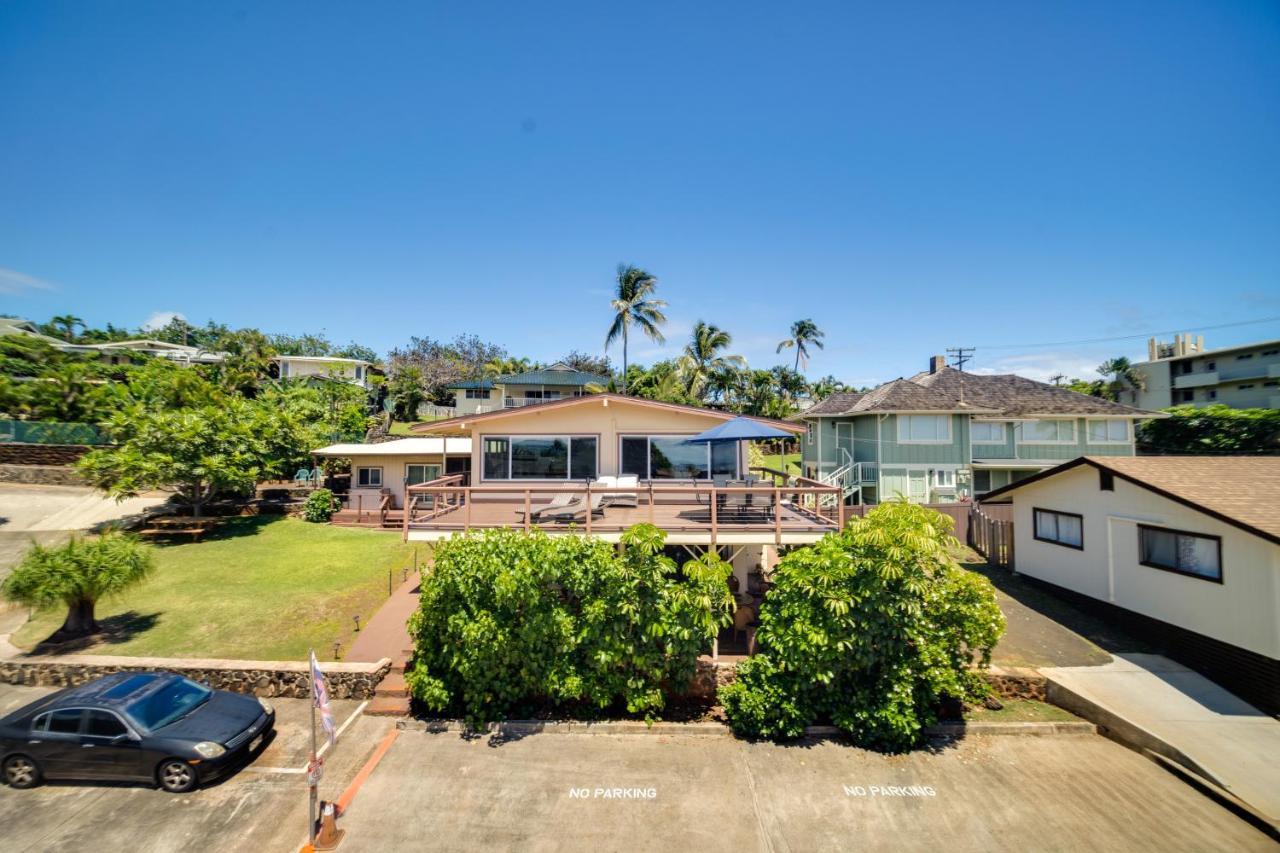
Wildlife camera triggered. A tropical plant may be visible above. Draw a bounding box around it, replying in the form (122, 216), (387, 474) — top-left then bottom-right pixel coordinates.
(809, 375), (848, 401)
(1, 532), (154, 640)
(387, 365), (427, 420)
(1096, 356), (1146, 402)
(483, 355), (535, 377)
(302, 488), (341, 522)
(605, 265), (667, 393)
(48, 314), (84, 342)
(776, 319), (825, 372)
(680, 321), (745, 400)
(405, 524), (734, 726)
(720, 502), (1005, 750)
(1136, 405), (1280, 454)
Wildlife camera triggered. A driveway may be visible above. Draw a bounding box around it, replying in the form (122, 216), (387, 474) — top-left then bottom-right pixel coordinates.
(335, 729), (1273, 852)
(0, 683), (393, 853)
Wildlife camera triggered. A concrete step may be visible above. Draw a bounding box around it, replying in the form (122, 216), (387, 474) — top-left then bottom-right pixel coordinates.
(365, 696), (410, 717)
(376, 672), (408, 698)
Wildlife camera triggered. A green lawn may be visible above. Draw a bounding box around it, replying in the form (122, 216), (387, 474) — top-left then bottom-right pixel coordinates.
(963, 699), (1080, 723)
(14, 517), (422, 662)
(758, 452), (802, 476)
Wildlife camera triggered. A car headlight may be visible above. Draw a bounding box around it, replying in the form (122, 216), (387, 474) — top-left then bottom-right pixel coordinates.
(193, 741), (226, 759)
(258, 698), (274, 715)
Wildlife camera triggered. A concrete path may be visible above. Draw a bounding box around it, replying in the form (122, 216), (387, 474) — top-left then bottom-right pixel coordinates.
(347, 571), (421, 664)
(1043, 653), (1280, 826)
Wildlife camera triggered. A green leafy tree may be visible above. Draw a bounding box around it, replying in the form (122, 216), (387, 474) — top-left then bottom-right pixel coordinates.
(1137, 405), (1280, 454)
(388, 334), (508, 405)
(406, 524), (734, 726)
(558, 350), (612, 377)
(810, 375), (848, 400)
(387, 365), (427, 420)
(1096, 356), (1146, 402)
(720, 502), (1005, 750)
(1, 532), (154, 640)
(776, 319), (825, 373)
(48, 314), (84, 343)
(680, 321), (745, 400)
(605, 265), (667, 394)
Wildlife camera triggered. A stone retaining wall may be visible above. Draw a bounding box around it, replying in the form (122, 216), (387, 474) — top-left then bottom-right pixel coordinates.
(0, 654), (392, 699)
(0, 463), (87, 486)
(688, 661), (1045, 702)
(0, 443), (92, 466)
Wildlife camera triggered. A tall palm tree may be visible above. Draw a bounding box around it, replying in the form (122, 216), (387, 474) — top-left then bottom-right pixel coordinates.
(1096, 356), (1146, 402)
(50, 314), (84, 342)
(776, 319), (825, 372)
(681, 321), (745, 400)
(605, 265), (667, 393)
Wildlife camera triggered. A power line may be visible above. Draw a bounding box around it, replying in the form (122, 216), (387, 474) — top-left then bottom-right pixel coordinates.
(973, 315), (1280, 351)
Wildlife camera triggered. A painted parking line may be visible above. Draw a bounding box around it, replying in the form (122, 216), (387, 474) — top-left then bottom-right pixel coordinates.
(240, 701), (369, 776)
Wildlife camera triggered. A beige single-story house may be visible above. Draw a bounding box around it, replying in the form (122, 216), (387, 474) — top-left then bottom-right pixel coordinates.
(311, 437), (472, 514)
(982, 455), (1280, 713)
(276, 355), (374, 387)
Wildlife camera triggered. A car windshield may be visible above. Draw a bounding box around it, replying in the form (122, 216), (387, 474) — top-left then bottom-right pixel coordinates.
(124, 677), (212, 731)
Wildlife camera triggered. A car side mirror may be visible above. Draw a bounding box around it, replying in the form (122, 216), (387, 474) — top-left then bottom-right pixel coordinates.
(113, 733), (140, 744)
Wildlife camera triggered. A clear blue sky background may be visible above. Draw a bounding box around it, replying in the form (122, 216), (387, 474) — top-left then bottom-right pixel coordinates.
(2, 1), (1278, 386)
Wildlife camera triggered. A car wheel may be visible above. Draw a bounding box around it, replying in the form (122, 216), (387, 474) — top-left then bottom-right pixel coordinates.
(3, 754), (42, 789)
(157, 759), (198, 793)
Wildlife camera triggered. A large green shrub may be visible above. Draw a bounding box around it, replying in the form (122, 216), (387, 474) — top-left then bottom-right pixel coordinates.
(1137, 404), (1280, 454)
(720, 502), (1005, 750)
(406, 524), (734, 725)
(302, 488), (340, 522)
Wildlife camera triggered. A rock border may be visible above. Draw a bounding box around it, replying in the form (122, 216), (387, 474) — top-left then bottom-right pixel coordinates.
(395, 718), (1095, 738)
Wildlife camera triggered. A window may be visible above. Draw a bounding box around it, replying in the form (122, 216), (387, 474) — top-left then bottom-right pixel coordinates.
(356, 467), (382, 488)
(481, 436), (597, 480)
(464, 388), (489, 399)
(1235, 353), (1254, 360)
(973, 470), (992, 492)
(933, 469), (955, 488)
(355, 366), (364, 380)
(1264, 350), (1279, 357)
(1138, 525), (1222, 582)
(1087, 419), (1129, 443)
(1033, 508), (1083, 549)
(405, 464), (441, 486)
(971, 421), (1006, 443)
(1177, 361), (1193, 375)
(1265, 381), (1278, 388)
(1099, 469), (1114, 491)
(1238, 384), (1254, 390)
(806, 422), (814, 446)
(1021, 419), (1076, 443)
(44, 709), (83, 735)
(1175, 389), (1194, 403)
(619, 435), (739, 480)
(897, 415), (951, 443)
(85, 710), (128, 739)
(1206, 361), (1216, 370)
(1207, 390), (1217, 400)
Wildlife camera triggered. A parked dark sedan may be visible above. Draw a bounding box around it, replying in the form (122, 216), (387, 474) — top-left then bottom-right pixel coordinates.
(0, 672), (275, 793)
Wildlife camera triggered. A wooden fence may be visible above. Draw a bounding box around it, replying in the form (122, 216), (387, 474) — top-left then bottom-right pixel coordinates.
(968, 504), (1014, 568)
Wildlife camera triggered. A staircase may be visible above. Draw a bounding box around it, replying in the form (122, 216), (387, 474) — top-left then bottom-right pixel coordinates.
(365, 649), (413, 716)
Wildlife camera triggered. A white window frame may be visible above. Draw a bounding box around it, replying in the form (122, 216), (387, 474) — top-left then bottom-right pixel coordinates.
(970, 421), (1006, 444)
(480, 434), (598, 481)
(1033, 507), (1084, 549)
(896, 415), (952, 445)
(405, 463), (442, 486)
(464, 388), (489, 400)
(356, 466), (383, 488)
(1018, 419), (1077, 445)
(618, 434), (740, 481)
(932, 468), (956, 488)
(806, 421), (814, 446)
(1086, 419), (1130, 445)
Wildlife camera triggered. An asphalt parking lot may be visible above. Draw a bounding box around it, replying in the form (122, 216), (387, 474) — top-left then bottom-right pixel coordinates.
(0, 683), (392, 853)
(337, 728), (1275, 853)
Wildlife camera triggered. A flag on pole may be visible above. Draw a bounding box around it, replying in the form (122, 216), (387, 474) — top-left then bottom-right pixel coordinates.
(310, 650), (336, 747)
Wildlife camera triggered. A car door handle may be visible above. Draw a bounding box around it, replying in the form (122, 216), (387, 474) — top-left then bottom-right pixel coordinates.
(28, 739), (42, 744)
(81, 743), (95, 748)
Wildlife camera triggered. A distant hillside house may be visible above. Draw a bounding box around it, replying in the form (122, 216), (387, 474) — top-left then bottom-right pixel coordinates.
(448, 363), (608, 415)
(1121, 333), (1280, 411)
(65, 339), (227, 366)
(274, 355), (373, 388)
(795, 355), (1164, 504)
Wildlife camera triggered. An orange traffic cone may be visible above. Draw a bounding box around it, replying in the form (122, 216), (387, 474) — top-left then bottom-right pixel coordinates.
(314, 800), (346, 850)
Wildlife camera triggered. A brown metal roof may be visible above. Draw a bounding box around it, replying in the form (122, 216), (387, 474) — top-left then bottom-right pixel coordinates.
(982, 455), (1280, 546)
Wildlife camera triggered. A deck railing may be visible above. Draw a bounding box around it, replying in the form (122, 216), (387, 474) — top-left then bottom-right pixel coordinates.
(401, 475), (845, 545)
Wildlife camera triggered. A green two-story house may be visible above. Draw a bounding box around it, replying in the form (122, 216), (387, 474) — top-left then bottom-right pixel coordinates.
(797, 356), (1163, 503)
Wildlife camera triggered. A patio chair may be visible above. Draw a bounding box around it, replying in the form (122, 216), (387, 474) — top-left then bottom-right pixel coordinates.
(593, 474), (639, 508)
(516, 492), (576, 523)
(542, 492), (606, 523)
(310, 467), (323, 485)
(294, 468), (311, 485)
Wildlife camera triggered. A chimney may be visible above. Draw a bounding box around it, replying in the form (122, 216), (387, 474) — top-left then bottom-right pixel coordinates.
(929, 355), (946, 374)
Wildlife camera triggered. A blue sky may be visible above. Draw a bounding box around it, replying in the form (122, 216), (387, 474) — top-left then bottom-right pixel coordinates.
(2, 1), (1278, 386)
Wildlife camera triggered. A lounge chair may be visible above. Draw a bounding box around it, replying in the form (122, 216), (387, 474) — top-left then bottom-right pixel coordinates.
(516, 492), (576, 523)
(542, 493), (606, 523)
(592, 475), (639, 508)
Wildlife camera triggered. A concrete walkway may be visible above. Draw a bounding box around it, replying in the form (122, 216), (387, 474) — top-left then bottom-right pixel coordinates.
(347, 571), (421, 664)
(1043, 654), (1280, 826)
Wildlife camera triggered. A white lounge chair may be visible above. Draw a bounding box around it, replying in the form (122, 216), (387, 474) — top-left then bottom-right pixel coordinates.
(516, 492), (575, 523)
(592, 474), (639, 508)
(543, 493), (606, 523)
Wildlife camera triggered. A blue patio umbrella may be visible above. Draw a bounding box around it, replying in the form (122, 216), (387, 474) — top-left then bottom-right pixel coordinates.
(682, 415), (795, 444)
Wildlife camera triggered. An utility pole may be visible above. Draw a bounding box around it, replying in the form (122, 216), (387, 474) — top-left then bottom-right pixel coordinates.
(946, 347), (974, 405)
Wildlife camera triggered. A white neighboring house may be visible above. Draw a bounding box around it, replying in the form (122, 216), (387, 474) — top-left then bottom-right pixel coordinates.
(982, 455), (1280, 714)
(66, 338), (227, 365)
(310, 437), (472, 511)
(275, 355), (373, 387)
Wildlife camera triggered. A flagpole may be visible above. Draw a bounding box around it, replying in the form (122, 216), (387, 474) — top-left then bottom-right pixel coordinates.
(309, 648), (318, 847)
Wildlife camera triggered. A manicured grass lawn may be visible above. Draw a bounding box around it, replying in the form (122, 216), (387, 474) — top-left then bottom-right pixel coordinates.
(388, 421), (418, 435)
(963, 699), (1081, 723)
(758, 452), (801, 475)
(14, 517), (422, 662)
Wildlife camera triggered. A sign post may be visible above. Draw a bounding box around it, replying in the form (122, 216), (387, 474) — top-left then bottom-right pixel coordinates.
(308, 650), (337, 847)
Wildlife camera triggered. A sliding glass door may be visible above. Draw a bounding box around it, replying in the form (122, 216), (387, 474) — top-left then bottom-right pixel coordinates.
(620, 435), (739, 480)
(481, 435), (598, 480)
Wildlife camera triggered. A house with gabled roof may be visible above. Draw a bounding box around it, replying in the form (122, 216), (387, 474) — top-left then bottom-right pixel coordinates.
(796, 355), (1164, 504)
(448, 362), (608, 415)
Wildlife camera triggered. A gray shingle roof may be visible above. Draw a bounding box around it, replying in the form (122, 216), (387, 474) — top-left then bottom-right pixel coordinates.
(803, 366), (1159, 418)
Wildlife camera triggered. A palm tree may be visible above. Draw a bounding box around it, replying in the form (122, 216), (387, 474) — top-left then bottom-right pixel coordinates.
(605, 265), (667, 393)
(49, 314), (84, 342)
(776, 319), (825, 372)
(681, 321), (745, 400)
(1096, 357), (1146, 402)
(1, 532), (154, 640)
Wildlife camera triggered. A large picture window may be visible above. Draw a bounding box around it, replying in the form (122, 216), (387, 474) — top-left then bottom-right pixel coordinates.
(481, 435), (597, 480)
(897, 415), (951, 444)
(1087, 419), (1129, 443)
(1138, 525), (1222, 582)
(405, 464), (441, 486)
(1022, 419), (1076, 443)
(1033, 508), (1083, 549)
(619, 435), (739, 480)
(971, 421), (1006, 443)
(356, 467), (382, 488)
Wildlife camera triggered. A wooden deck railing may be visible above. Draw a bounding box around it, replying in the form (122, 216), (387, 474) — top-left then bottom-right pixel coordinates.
(399, 478), (845, 545)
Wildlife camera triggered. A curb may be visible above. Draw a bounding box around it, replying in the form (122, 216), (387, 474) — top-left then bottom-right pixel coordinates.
(394, 718), (1096, 738)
